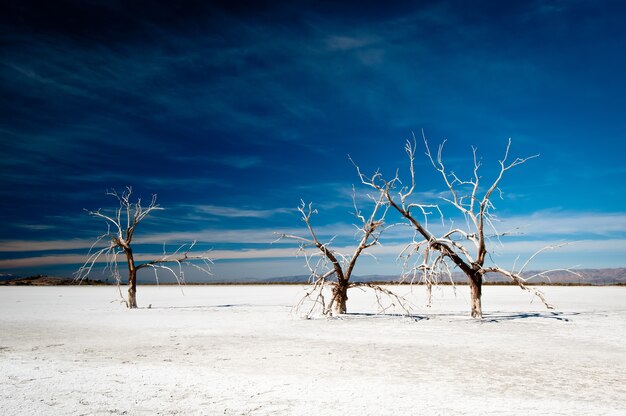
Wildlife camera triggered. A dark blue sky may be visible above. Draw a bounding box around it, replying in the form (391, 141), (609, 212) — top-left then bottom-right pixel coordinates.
(1, 0), (625, 280)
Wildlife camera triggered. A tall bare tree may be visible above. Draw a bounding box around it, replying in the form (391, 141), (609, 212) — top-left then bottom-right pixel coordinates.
(75, 187), (212, 308)
(355, 132), (576, 318)
(277, 191), (407, 317)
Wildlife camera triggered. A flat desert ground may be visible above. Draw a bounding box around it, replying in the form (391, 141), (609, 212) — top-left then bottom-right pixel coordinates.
(1, 285), (624, 415)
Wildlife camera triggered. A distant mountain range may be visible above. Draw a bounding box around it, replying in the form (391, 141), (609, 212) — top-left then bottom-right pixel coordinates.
(252, 268), (626, 285)
(1, 269), (625, 286)
(0, 275), (107, 286)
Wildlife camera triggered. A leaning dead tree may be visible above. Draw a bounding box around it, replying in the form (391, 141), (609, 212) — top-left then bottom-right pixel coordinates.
(75, 187), (212, 308)
(277, 192), (408, 317)
(355, 132), (577, 318)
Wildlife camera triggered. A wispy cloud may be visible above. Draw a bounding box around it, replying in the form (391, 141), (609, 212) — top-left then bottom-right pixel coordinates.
(190, 205), (292, 219)
(325, 35), (380, 51)
(0, 239), (96, 253)
(0, 254), (92, 268)
(2, 238), (625, 270)
(13, 223), (59, 231)
(2, 209), (623, 256)
(499, 211), (626, 236)
(218, 155), (263, 169)
(0, 221), (358, 253)
(173, 154), (268, 171)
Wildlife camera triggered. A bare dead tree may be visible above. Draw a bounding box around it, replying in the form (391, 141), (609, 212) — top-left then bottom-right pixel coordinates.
(75, 187), (212, 308)
(276, 190), (409, 317)
(354, 131), (579, 318)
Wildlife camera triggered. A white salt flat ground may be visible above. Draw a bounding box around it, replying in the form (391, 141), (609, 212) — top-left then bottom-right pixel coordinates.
(0, 285), (624, 416)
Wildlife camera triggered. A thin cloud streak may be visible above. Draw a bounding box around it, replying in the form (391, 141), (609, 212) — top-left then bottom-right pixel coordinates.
(499, 211), (626, 236)
(3, 239), (625, 269)
(191, 205), (292, 219)
(0, 239), (97, 253)
(0, 223), (357, 253)
(2, 211), (624, 253)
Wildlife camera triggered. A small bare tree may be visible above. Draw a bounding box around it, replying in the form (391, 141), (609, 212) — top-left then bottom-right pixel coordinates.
(355, 132), (577, 318)
(277, 191), (408, 317)
(75, 187), (212, 308)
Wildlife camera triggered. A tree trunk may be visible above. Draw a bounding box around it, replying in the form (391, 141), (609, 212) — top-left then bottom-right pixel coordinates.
(468, 272), (482, 318)
(125, 248), (138, 309)
(127, 269), (137, 309)
(332, 281), (349, 315)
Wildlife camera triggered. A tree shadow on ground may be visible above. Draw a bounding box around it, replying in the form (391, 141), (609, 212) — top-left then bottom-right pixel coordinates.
(143, 304), (257, 310)
(482, 311), (581, 322)
(341, 312), (429, 322)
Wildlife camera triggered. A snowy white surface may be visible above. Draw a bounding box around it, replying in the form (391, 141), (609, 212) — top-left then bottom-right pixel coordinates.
(1, 285), (625, 415)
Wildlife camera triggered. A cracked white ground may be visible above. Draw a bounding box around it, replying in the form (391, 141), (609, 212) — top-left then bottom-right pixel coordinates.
(1, 285), (624, 415)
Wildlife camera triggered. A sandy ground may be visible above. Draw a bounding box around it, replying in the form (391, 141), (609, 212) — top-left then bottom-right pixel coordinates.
(0, 285), (624, 416)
